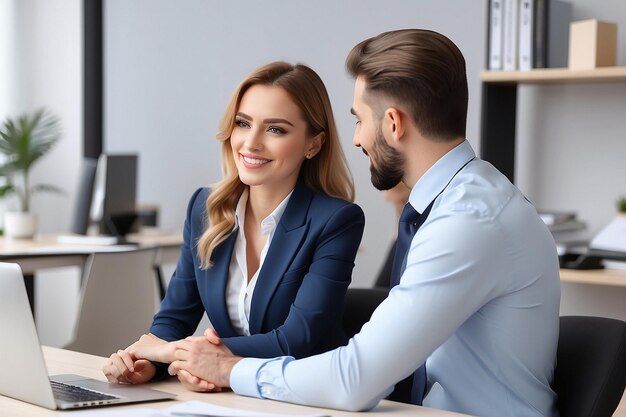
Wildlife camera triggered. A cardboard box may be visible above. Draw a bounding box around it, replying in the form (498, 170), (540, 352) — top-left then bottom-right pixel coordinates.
(568, 19), (617, 70)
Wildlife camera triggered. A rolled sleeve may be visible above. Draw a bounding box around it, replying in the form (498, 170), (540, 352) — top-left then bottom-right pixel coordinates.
(231, 356), (301, 402)
(229, 357), (289, 398)
(230, 358), (266, 398)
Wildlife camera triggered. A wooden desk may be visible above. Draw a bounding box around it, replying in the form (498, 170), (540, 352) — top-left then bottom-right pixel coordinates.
(0, 232), (182, 314)
(0, 347), (471, 417)
(0, 232), (182, 270)
(560, 268), (626, 288)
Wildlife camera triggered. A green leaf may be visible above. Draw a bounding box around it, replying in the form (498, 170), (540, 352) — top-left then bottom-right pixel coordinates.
(0, 184), (14, 197)
(0, 107), (64, 210)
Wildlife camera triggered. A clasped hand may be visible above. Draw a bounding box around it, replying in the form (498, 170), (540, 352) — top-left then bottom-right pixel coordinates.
(102, 329), (233, 392)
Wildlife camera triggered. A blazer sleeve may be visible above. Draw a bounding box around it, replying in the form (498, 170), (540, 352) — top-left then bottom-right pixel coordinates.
(221, 202), (365, 358)
(149, 187), (207, 341)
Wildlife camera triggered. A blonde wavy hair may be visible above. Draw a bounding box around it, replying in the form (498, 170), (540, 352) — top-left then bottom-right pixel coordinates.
(197, 61), (355, 269)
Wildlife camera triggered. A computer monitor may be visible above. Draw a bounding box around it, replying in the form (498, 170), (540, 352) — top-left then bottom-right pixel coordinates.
(88, 154), (139, 236)
(93, 154), (138, 236)
(70, 158), (99, 235)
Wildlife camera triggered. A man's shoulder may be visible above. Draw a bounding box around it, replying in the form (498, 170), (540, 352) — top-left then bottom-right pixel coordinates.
(440, 160), (521, 222)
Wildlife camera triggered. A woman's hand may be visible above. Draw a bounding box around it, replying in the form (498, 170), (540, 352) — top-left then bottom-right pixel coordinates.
(128, 333), (177, 363)
(102, 349), (156, 384)
(103, 333), (171, 384)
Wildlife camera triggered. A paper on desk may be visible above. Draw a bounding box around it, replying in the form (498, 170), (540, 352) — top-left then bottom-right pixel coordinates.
(590, 216), (626, 253)
(72, 400), (329, 417)
(171, 400), (329, 416)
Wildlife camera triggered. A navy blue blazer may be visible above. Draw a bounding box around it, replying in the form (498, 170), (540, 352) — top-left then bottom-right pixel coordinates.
(150, 179), (365, 358)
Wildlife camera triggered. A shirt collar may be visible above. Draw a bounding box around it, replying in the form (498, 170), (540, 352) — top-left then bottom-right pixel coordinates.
(408, 140), (475, 214)
(234, 188), (294, 236)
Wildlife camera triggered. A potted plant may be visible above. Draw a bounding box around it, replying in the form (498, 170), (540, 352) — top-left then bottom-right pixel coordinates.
(0, 108), (63, 238)
(617, 197), (626, 215)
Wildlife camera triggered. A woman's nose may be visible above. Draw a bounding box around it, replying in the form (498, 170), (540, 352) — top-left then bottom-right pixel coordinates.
(245, 128), (264, 151)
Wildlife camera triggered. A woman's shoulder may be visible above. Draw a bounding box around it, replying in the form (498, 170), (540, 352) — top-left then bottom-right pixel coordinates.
(309, 191), (364, 218)
(186, 187), (210, 218)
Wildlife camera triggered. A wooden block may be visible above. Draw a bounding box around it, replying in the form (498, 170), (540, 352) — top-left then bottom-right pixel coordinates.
(568, 19), (617, 70)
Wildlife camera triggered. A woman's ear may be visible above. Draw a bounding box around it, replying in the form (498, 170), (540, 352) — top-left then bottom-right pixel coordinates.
(306, 132), (325, 159)
(381, 107), (406, 146)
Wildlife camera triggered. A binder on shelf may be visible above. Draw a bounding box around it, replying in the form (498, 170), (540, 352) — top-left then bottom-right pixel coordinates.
(488, 0), (505, 70)
(503, 0), (520, 70)
(518, 0), (534, 70)
(517, 0), (572, 70)
(533, 0), (572, 68)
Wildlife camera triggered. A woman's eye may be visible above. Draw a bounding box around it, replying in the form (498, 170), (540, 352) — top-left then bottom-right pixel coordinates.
(235, 119), (250, 128)
(355, 120), (361, 126)
(267, 126), (285, 134)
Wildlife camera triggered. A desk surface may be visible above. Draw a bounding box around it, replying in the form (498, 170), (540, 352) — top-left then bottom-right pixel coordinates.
(0, 232), (182, 274)
(560, 268), (626, 288)
(0, 231), (182, 257)
(0, 347), (471, 417)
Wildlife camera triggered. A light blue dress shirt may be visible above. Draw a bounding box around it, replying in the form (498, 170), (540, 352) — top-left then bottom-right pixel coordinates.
(230, 140), (561, 417)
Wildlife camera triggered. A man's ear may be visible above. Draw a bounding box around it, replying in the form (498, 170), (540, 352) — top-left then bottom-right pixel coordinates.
(306, 132), (325, 158)
(381, 107), (406, 146)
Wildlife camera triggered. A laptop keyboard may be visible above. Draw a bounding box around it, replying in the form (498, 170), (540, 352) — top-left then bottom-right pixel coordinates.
(50, 380), (119, 403)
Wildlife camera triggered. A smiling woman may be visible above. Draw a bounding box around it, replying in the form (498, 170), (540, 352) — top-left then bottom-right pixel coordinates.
(102, 62), (365, 389)
(229, 84), (321, 206)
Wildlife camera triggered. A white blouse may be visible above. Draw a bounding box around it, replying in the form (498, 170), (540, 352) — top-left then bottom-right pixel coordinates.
(225, 188), (293, 336)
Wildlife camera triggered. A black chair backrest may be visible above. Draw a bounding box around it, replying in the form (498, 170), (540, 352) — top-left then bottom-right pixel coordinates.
(374, 241), (396, 289)
(555, 316), (626, 417)
(342, 288), (389, 338)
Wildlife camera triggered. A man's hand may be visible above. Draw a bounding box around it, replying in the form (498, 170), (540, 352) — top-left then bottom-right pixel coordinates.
(167, 335), (242, 389)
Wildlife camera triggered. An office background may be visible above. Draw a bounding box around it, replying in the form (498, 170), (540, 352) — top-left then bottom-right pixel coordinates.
(1, 0), (625, 347)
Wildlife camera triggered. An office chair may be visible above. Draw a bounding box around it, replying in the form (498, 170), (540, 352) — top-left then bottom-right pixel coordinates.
(554, 315), (626, 417)
(374, 241), (396, 289)
(66, 248), (160, 357)
(342, 287), (417, 403)
(342, 287), (389, 339)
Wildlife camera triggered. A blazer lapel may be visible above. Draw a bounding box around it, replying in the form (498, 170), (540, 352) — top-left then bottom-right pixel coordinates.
(203, 231), (239, 338)
(248, 179), (312, 333)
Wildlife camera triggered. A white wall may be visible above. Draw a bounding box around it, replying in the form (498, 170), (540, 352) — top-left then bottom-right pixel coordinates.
(10, 0), (82, 232)
(516, 0), (626, 235)
(7, 0), (83, 346)
(104, 0), (487, 287)
(0, 0), (15, 121)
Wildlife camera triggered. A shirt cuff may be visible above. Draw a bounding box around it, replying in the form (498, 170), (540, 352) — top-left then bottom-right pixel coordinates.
(230, 357), (271, 398)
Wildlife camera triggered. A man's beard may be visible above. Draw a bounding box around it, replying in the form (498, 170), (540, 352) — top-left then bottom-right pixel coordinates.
(368, 126), (405, 191)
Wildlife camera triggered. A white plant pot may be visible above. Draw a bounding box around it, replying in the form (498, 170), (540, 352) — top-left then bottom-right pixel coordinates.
(4, 212), (38, 239)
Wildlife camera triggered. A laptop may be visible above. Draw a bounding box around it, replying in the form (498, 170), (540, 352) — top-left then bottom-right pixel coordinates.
(0, 262), (176, 410)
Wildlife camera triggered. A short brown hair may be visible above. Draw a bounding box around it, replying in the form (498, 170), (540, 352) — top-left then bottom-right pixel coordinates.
(346, 29), (468, 141)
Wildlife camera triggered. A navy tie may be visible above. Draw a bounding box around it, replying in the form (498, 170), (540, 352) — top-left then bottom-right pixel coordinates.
(389, 203), (419, 288)
(389, 202), (431, 405)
